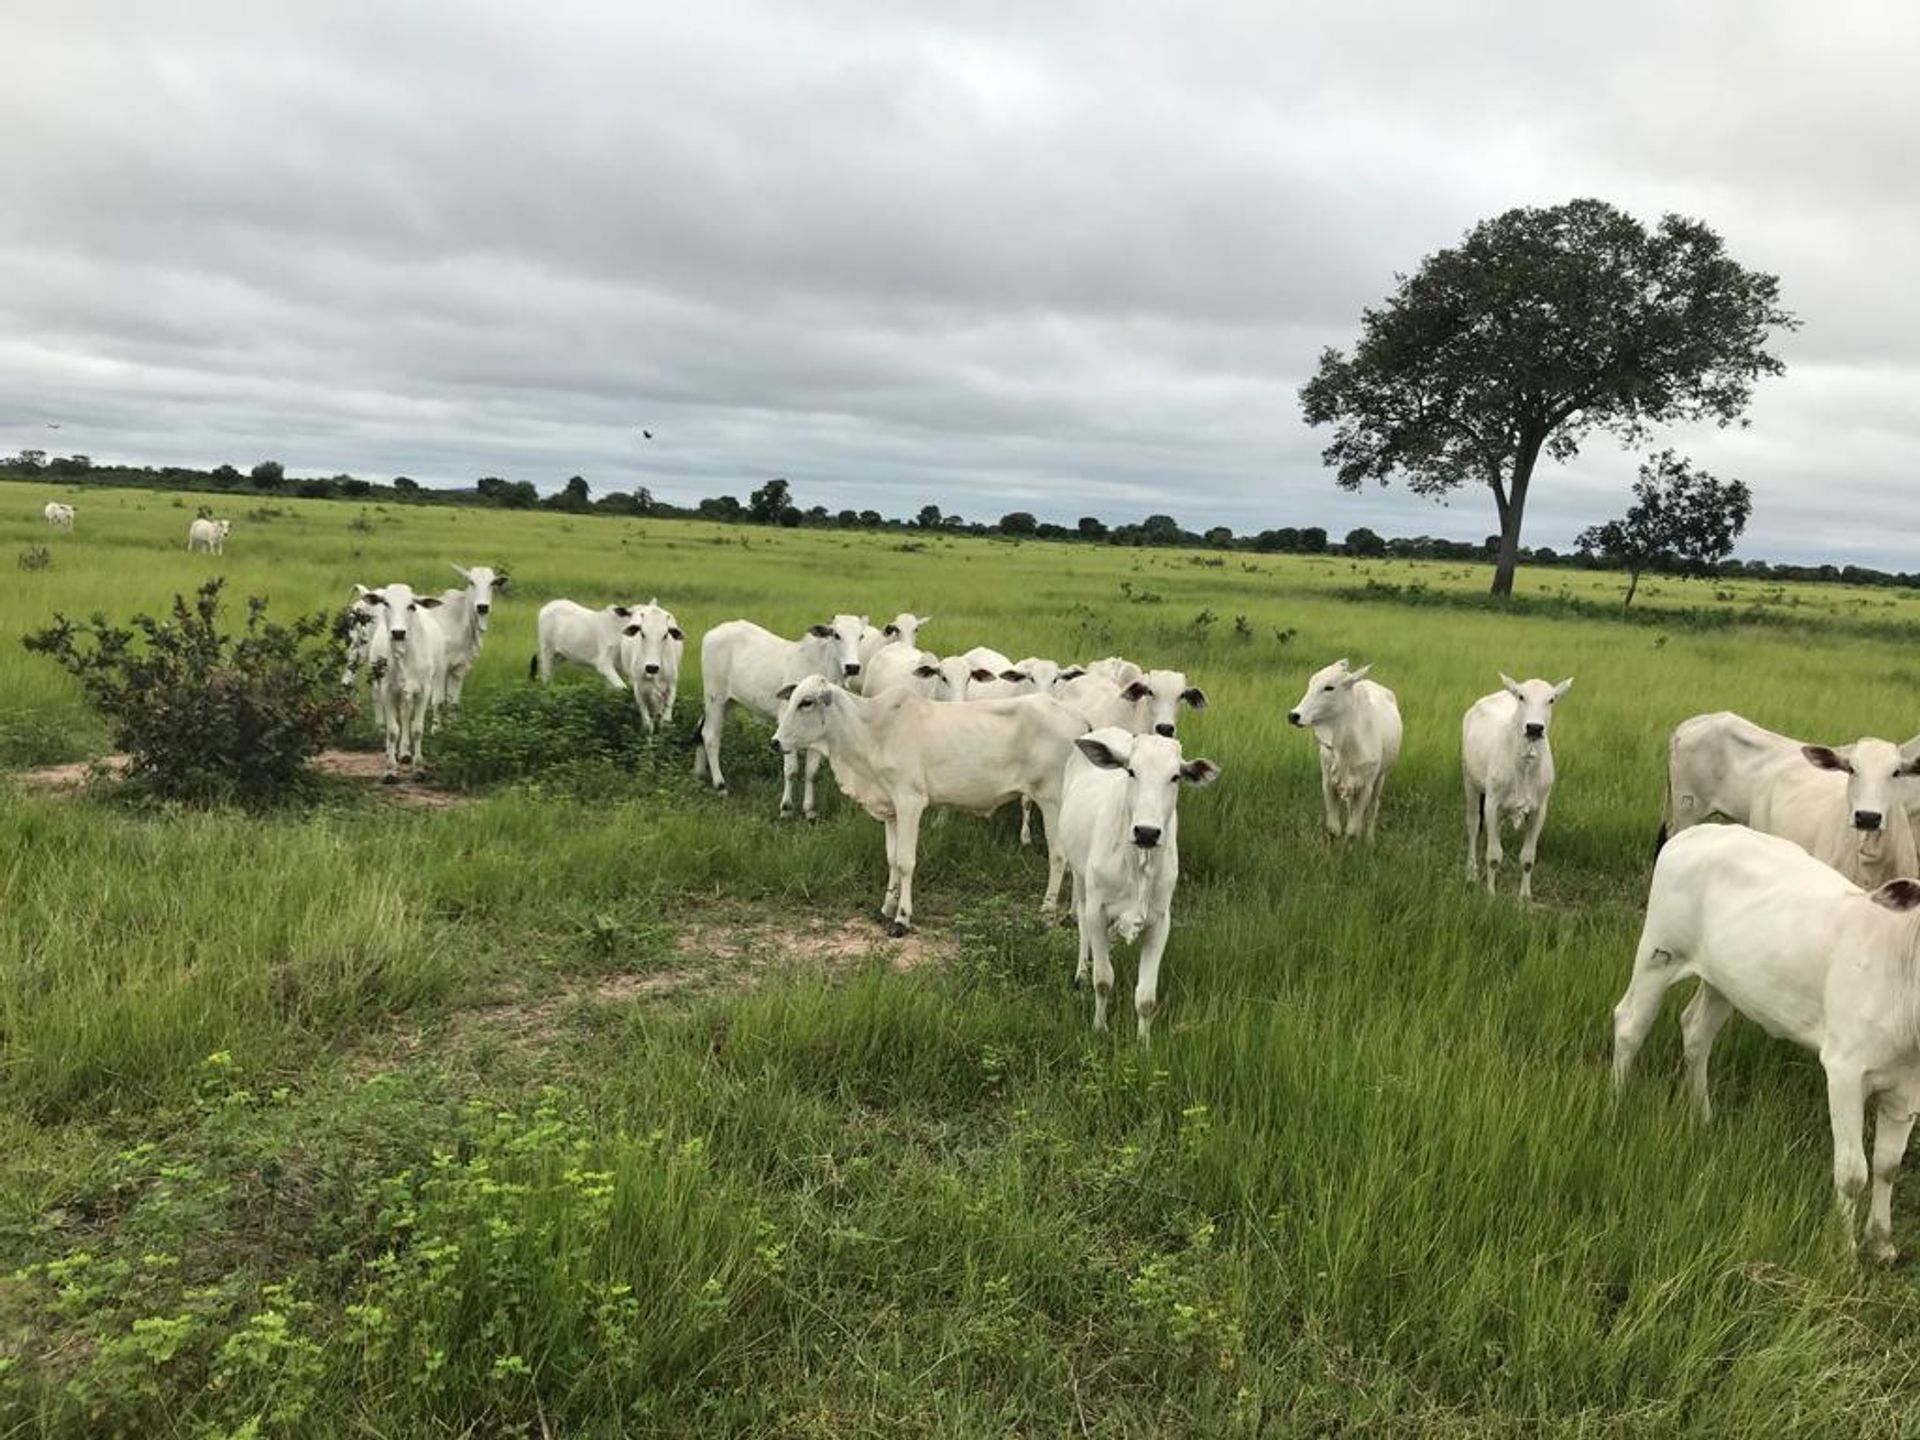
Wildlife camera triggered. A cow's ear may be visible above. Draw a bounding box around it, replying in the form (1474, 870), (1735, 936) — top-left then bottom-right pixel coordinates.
(912, 664), (941, 678)
(999, 669), (1028, 683)
(775, 683), (798, 701)
(1897, 752), (1920, 778)
(915, 614), (932, 627)
(666, 626), (683, 641)
(354, 583), (372, 599)
(622, 624), (641, 637)
(1499, 672), (1523, 698)
(969, 668), (998, 683)
(1871, 878), (1920, 912)
(807, 623), (832, 638)
(494, 572), (510, 588)
(1180, 686), (1209, 710)
(1341, 664), (1371, 686)
(1551, 677), (1574, 700)
(612, 605), (632, 618)
(883, 624), (899, 637)
(451, 563), (471, 580)
(417, 596), (443, 608)
(1803, 744), (1853, 774)
(1121, 680), (1153, 702)
(1058, 666), (1086, 682)
(1181, 757), (1222, 787)
(1076, 737), (1129, 770)
(363, 590), (385, 606)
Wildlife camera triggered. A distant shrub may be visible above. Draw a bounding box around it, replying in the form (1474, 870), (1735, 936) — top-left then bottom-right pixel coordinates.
(17, 544), (50, 571)
(21, 579), (354, 807)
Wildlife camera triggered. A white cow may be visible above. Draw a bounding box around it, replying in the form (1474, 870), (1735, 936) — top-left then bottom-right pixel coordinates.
(532, 600), (639, 688)
(1084, 656), (1143, 688)
(854, 614), (930, 689)
(1611, 823), (1920, 1263)
(771, 674), (1088, 933)
(1748, 739), (1920, 888)
(694, 615), (866, 817)
(342, 587), (379, 687)
(357, 582), (447, 780)
(1012, 657), (1082, 696)
(1288, 658), (1402, 840)
(616, 600), (684, 735)
(862, 642), (951, 701)
(43, 502), (74, 529)
(186, 517), (231, 553)
(435, 564), (507, 713)
(1463, 673), (1572, 900)
(1059, 727), (1220, 1042)
(1057, 669), (1209, 739)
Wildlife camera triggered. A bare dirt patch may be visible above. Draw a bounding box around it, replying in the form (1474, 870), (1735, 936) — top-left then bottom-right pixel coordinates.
(13, 749), (465, 808)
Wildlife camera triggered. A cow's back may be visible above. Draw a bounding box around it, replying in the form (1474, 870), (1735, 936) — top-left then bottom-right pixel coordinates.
(1669, 711), (1802, 830)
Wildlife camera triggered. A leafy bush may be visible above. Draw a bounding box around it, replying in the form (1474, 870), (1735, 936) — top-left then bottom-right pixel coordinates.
(17, 544), (51, 571)
(22, 579), (354, 807)
(434, 684), (688, 794)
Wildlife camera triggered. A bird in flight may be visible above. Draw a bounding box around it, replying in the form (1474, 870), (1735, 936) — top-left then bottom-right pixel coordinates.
(641, 429), (653, 440)
(46, 422), (60, 430)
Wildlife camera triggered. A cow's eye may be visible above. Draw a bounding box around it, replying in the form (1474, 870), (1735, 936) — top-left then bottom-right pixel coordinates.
(798, 700), (812, 709)
(1322, 685), (1334, 692)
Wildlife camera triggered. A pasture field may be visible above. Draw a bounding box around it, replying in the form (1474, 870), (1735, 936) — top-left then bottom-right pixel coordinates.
(5, 478), (1920, 1435)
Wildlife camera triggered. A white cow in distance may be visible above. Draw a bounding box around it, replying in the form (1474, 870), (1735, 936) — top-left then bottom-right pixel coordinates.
(771, 674), (1088, 933)
(695, 615), (866, 818)
(1611, 823), (1920, 1263)
(1463, 673), (1572, 900)
(435, 564), (507, 713)
(357, 582), (447, 780)
(855, 614), (930, 689)
(532, 600), (640, 688)
(616, 600), (684, 735)
(1748, 739), (1920, 888)
(1060, 727), (1220, 1042)
(1288, 658), (1402, 840)
(43, 502), (74, 529)
(186, 517), (231, 553)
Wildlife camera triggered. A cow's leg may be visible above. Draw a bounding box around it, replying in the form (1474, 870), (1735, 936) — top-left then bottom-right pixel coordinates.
(1463, 779), (1483, 882)
(1072, 873), (1092, 988)
(802, 746), (825, 821)
(1038, 797), (1067, 914)
(1320, 755), (1341, 837)
(596, 650), (625, 690)
(1611, 933), (1675, 1090)
(1342, 772), (1371, 839)
(1483, 806), (1506, 896)
(1824, 1063), (1870, 1252)
(890, 799), (926, 936)
(880, 815), (902, 922)
(1864, 1088), (1917, 1265)
(380, 688), (401, 781)
(1134, 911), (1172, 1045)
(536, 646), (554, 684)
(698, 698), (727, 791)
(1362, 772), (1387, 841)
(632, 682), (656, 736)
(1019, 797), (1033, 846)
(1679, 982), (1734, 1122)
(779, 748), (799, 817)
(1084, 901), (1115, 1034)
(1517, 796), (1551, 902)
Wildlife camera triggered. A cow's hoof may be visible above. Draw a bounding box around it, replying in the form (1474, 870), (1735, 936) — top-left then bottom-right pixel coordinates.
(1072, 972), (1086, 991)
(803, 811), (818, 824)
(888, 920), (911, 939)
(381, 773), (400, 786)
(1865, 1237), (1899, 1267)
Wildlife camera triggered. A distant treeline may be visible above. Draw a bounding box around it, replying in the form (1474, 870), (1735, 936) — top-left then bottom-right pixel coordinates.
(7, 450), (1913, 590)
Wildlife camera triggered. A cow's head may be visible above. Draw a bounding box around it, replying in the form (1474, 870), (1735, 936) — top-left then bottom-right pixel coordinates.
(806, 613), (868, 682)
(451, 564), (505, 630)
(1289, 658), (1370, 729)
(1121, 669), (1210, 738)
(1075, 728), (1221, 850)
(1802, 738), (1920, 835)
(361, 582), (441, 646)
(1500, 673), (1572, 746)
(620, 600), (685, 678)
(881, 613), (930, 649)
(772, 673), (839, 753)
(1015, 657), (1067, 695)
(217, 519), (232, 536)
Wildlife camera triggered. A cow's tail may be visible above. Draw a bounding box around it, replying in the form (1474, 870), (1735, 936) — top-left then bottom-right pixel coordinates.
(684, 716), (705, 750)
(528, 652), (539, 682)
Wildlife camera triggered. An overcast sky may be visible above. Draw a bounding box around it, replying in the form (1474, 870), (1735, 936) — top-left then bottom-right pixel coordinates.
(2, 1), (1914, 562)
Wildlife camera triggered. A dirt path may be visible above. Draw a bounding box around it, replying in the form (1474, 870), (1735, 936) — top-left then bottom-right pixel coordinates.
(13, 749), (465, 808)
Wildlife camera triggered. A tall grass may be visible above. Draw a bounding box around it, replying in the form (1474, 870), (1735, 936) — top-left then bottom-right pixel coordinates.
(3, 479), (1920, 1434)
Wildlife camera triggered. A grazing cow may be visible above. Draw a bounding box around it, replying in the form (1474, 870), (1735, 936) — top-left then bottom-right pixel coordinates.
(1463, 673), (1572, 900)
(1749, 739), (1920, 888)
(43, 502), (73, 529)
(616, 600), (684, 735)
(855, 614), (930, 689)
(694, 615), (866, 817)
(435, 564), (507, 713)
(186, 517), (231, 554)
(1057, 669), (1209, 738)
(861, 642), (951, 701)
(771, 674), (1088, 932)
(532, 600), (639, 688)
(357, 583), (447, 780)
(1288, 658), (1402, 840)
(1059, 727), (1220, 1042)
(1611, 823), (1920, 1264)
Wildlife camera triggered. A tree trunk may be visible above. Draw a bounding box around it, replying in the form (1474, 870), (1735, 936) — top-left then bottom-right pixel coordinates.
(1623, 568), (1640, 608)
(1488, 433), (1545, 598)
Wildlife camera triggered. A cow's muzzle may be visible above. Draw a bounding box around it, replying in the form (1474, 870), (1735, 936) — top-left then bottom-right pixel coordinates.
(1154, 723), (1175, 738)
(475, 603), (490, 616)
(1856, 809), (1884, 832)
(1132, 825), (1162, 849)
(643, 664), (660, 676)
(843, 663), (861, 677)
(1524, 723), (1545, 741)
(389, 629), (407, 643)
(1287, 710), (1303, 726)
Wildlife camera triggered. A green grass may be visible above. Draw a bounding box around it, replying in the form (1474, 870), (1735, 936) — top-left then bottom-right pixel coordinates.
(4, 478), (1920, 1435)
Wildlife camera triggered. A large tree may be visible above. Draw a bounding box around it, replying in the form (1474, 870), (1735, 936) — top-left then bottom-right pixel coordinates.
(1300, 199), (1794, 595)
(748, 477), (792, 524)
(1576, 450), (1752, 608)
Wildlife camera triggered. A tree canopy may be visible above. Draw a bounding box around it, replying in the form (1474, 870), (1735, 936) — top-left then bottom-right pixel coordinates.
(1576, 450), (1752, 607)
(1300, 198), (1795, 594)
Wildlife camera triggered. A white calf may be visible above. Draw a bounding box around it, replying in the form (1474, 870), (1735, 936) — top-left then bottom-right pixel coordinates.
(43, 502), (74, 529)
(1463, 673), (1572, 900)
(1288, 658), (1402, 840)
(1611, 823), (1920, 1263)
(532, 600), (637, 688)
(616, 600), (684, 735)
(358, 582), (448, 780)
(855, 614), (930, 689)
(186, 518), (231, 553)
(436, 564), (507, 712)
(772, 675), (1088, 932)
(1060, 728), (1220, 1042)
(1749, 739), (1920, 888)
(695, 615), (866, 817)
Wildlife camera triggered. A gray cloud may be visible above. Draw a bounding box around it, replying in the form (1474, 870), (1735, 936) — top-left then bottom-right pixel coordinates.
(2, 0), (1914, 562)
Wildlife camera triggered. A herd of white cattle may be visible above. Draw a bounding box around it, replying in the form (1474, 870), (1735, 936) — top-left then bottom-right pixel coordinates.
(37, 493), (1917, 1262)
